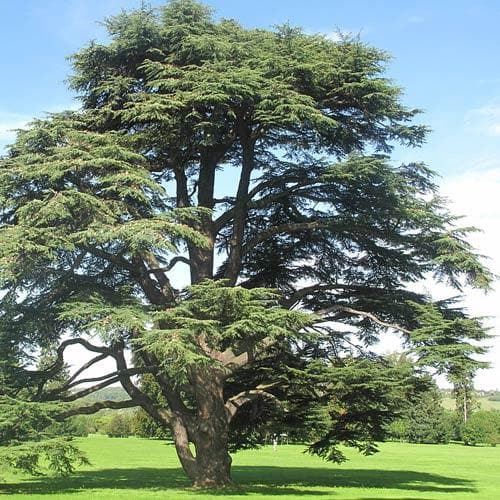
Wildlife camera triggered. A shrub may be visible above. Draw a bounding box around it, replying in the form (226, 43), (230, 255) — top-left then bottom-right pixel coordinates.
(462, 410), (500, 446)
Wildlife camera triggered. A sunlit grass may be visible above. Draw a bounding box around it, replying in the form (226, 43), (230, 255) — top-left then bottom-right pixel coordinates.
(1, 435), (499, 499)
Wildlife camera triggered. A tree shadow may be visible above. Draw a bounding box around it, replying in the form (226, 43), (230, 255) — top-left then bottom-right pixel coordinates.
(0, 465), (477, 496)
(230, 466), (477, 493)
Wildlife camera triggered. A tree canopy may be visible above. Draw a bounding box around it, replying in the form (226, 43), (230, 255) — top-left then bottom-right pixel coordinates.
(0, 0), (492, 487)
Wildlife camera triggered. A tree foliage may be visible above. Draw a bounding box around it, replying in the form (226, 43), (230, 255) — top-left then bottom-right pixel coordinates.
(0, 0), (492, 487)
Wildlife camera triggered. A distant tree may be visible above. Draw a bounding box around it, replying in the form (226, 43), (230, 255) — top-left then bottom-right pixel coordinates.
(403, 390), (453, 444)
(487, 392), (500, 402)
(0, 0), (492, 487)
(382, 354), (457, 444)
(105, 413), (133, 438)
(450, 373), (477, 424)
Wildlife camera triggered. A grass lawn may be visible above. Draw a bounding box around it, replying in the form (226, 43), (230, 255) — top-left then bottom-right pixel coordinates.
(1, 436), (499, 499)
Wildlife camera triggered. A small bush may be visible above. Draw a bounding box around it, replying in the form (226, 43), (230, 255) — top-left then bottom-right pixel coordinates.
(462, 410), (500, 446)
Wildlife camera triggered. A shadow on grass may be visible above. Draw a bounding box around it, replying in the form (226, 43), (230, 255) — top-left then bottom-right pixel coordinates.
(0, 466), (477, 496)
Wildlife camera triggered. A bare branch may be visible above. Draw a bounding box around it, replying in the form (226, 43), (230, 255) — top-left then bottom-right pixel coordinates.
(142, 252), (175, 301)
(56, 399), (139, 420)
(147, 255), (191, 274)
(65, 353), (109, 386)
(60, 366), (157, 394)
(282, 282), (395, 308)
(317, 305), (412, 335)
(214, 180), (316, 231)
(113, 347), (173, 426)
(84, 245), (136, 273)
(60, 377), (122, 402)
(27, 338), (113, 381)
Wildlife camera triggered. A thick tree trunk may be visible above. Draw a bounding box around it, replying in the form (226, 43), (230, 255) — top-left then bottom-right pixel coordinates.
(192, 409), (232, 487)
(171, 369), (233, 487)
(171, 410), (232, 488)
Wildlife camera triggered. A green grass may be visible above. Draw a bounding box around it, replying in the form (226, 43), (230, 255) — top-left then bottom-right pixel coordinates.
(442, 397), (500, 411)
(1, 436), (499, 499)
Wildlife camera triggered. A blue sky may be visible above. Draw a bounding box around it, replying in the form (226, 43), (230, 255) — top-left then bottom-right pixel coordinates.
(2, 0), (500, 174)
(1, 0), (499, 389)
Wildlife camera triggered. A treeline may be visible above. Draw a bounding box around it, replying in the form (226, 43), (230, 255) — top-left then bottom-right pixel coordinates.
(386, 392), (500, 446)
(52, 386), (171, 439)
(440, 388), (500, 402)
(61, 358), (500, 448)
(55, 408), (171, 440)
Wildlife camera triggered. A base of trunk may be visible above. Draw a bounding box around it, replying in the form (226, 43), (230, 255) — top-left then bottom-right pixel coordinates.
(193, 478), (233, 488)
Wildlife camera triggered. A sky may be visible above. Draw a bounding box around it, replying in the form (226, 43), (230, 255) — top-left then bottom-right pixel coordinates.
(0, 0), (499, 389)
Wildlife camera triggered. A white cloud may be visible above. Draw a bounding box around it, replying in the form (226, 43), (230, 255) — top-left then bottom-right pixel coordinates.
(465, 102), (500, 137)
(440, 168), (500, 390)
(306, 27), (365, 42)
(0, 112), (31, 145)
(0, 104), (79, 153)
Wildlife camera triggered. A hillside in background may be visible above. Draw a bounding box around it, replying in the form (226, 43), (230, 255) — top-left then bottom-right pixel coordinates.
(80, 386), (128, 403)
(440, 389), (500, 411)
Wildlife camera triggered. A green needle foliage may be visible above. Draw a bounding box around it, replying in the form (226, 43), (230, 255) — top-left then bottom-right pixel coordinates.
(0, 0), (493, 487)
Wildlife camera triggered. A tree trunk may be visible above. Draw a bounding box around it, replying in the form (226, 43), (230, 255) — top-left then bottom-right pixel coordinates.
(170, 369), (232, 487)
(171, 411), (232, 488)
(192, 416), (232, 487)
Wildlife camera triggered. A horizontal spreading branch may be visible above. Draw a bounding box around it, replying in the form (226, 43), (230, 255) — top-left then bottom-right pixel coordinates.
(65, 353), (109, 387)
(27, 338), (114, 379)
(24, 338), (116, 401)
(242, 220), (332, 255)
(282, 282), (410, 308)
(317, 305), (412, 335)
(59, 376), (123, 402)
(46, 366), (158, 402)
(56, 399), (139, 420)
(214, 179), (318, 231)
(65, 366), (156, 390)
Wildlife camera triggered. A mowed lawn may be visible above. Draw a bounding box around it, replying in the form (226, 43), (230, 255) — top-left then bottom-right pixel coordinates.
(1, 436), (499, 499)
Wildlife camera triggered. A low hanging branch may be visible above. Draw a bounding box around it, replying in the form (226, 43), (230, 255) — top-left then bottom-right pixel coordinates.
(56, 399), (139, 420)
(46, 366), (157, 402)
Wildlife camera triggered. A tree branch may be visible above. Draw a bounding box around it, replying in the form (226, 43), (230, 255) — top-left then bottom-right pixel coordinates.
(225, 386), (279, 422)
(147, 256), (191, 274)
(224, 126), (256, 284)
(220, 336), (276, 374)
(64, 353), (109, 386)
(141, 252), (175, 302)
(56, 399), (139, 420)
(63, 366), (156, 393)
(113, 347), (173, 427)
(316, 305), (412, 335)
(59, 376), (122, 402)
(242, 220), (332, 256)
(281, 282), (397, 308)
(214, 180), (318, 231)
